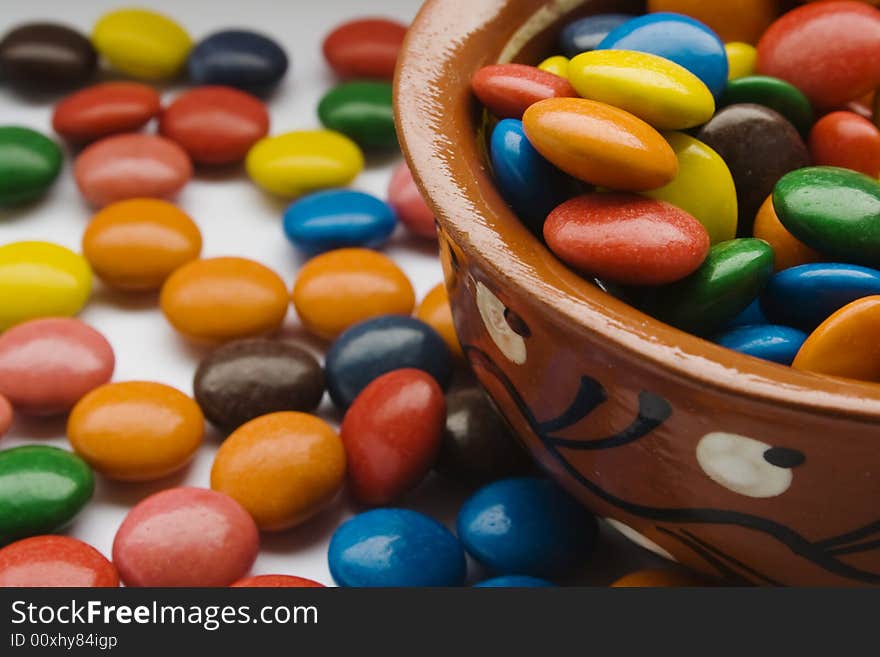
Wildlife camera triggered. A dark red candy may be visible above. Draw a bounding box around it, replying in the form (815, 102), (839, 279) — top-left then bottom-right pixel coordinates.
(809, 111), (880, 178)
(757, 1), (880, 109)
(471, 64), (577, 119)
(52, 82), (161, 144)
(340, 368), (446, 506)
(322, 18), (407, 80)
(0, 535), (119, 587)
(231, 574), (325, 587)
(544, 193), (710, 286)
(159, 86), (270, 165)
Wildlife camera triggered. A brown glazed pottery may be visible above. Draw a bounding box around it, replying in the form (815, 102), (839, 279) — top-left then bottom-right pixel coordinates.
(395, 0), (880, 586)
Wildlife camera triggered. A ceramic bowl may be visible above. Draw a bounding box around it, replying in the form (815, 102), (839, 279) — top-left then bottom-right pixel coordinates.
(395, 0), (880, 586)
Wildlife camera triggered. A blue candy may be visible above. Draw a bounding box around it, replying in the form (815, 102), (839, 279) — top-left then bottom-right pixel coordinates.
(474, 575), (556, 588)
(325, 315), (453, 409)
(283, 189), (396, 254)
(457, 477), (597, 578)
(760, 263), (880, 331)
(329, 509), (466, 587)
(714, 325), (808, 365)
(726, 299), (768, 329)
(188, 30), (288, 94)
(559, 13), (634, 58)
(597, 12), (728, 98)
(490, 119), (574, 234)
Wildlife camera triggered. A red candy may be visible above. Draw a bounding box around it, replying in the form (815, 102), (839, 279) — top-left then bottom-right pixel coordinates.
(757, 1), (880, 109)
(74, 133), (193, 207)
(52, 82), (161, 144)
(387, 162), (436, 239)
(0, 536), (119, 587)
(544, 193), (711, 286)
(159, 86), (270, 165)
(0, 395), (11, 438)
(340, 368), (446, 506)
(231, 574), (325, 587)
(112, 487), (259, 587)
(322, 18), (407, 80)
(809, 111), (880, 178)
(471, 64), (577, 119)
(0, 318), (115, 416)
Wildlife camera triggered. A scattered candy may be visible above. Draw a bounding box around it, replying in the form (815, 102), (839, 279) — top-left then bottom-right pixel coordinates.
(457, 478), (598, 578)
(387, 162), (435, 239)
(415, 283), (462, 359)
(160, 257), (289, 342)
(318, 81), (396, 149)
(292, 248), (415, 340)
(211, 412), (345, 530)
(67, 381), (204, 482)
(328, 508), (466, 587)
(187, 30), (288, 94)
(0, 126), (62, 206)
(283, 190), (397, 254)
(0, 536), (118, 587)
(73, 133), (193, 207)
(474, 575), (555, 587)
(231, 574), (324, 588)
(0, 241), (92, 330)
(193, 338), (325, 433)
(322, 17), (407, 80)
(92, 8), (191, 80)
(0, 23), (96, 91)
(112, 487), (258, 587)
(325, 315), (453, 409)
(159, 86), (270, 165)
(0, 446), (94, 544)
(0, 318), (114, 415)
(52, 82), (161, 144)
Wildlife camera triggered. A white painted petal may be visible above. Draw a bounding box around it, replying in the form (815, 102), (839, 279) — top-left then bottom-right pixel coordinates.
(696, 432), (793, 498)
(475, 281), (527, 365)
(606, 518), (676, 562)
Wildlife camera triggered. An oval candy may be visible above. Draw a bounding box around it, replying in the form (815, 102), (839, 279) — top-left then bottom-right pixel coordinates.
(522, 97), (678, 191)
(231, 574), (324, 588)
(808, 111), (880, 178)
(187, 30), (288, 94)
(325, 315), (454, 409)
(211, 412), (346, 531)
(161, 257), (289, 342)
(92, 8), (191, 80)
(0, 318), (114, 415)
(0, 446), (94, 544)
(538, 55), (569, 78)
(0, 241), (91, 330)
(713, 324), (808, 365)
(341, 369), (445, 506)
(0, 396), (11, 439)
(0, 536), (117, 587)
(318, 81), (396, 149)
(159, 86), (270, 165)
(471, 64), (576, 119)
(52, 82), (161, 144)
(245, 130), (364, 197)
(753, 194), (822, 271)
(283, 190), (396, 254)
(559, 14), (634, 57)
(726, 42), (757, 80)
(67, 381), (204, 482)
(387, 162), (435, 239)
(0, 126), (62, 206)
(193, 338), (325, 433)
(474, 575), (556, 588)
(720, 75), (814, 135)
(0, 23), (96, 90)
(113, 487), (258, 587)
(322, 18), (407, 80)
(292, 248), (414, 340)
(73, 134), (192, 207)
(328, 508), (466, 587)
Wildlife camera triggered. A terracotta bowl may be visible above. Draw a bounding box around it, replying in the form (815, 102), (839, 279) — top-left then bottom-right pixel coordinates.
(395, 0), (880, 586)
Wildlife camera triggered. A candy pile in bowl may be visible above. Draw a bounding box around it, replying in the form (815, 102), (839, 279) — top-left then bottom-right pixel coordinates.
(473, 1), (880, 381)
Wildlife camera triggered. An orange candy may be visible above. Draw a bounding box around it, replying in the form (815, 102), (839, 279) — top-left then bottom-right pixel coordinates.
(753, 195), (822, 271)
(82, 198), (202, 291)
(793, 296), (880, 381)
(415, 283), (462, 358)
(160, 257), (288, 342)
(211, 412), (346, 530)
(611, 568), (711, 587)
(647, 0), (780, 44)
(292, 248), (415, 340)
(68, 381), (204, 481)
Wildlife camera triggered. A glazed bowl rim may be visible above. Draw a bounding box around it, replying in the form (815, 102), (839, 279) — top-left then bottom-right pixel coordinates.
(394, 0), (880, 422)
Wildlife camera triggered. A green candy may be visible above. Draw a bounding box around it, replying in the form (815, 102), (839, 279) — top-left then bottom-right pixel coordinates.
(0, 126), (63, 206)
(720, 76), (814, 135)
(636, 239), (774, 336)
(774, 166), (880, 267)
(318, 81), (397, 150)
(0, 446), (94, 544)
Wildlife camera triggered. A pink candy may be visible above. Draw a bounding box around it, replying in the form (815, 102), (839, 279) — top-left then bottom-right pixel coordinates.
(388, 162), (436, 239)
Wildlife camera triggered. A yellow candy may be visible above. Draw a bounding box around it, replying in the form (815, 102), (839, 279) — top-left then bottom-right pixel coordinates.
(642, 132), (737, 244)
(246, 130), (364, 197)
(538, 55), (570, 78)
(92, 9), (191, 80)
(725, 42), (757, 80)
(0, 241), (92, 330)
(568, 50), (715, 130)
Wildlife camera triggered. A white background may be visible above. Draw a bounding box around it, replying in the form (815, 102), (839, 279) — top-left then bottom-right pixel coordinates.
(0, 0), (665, 586)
